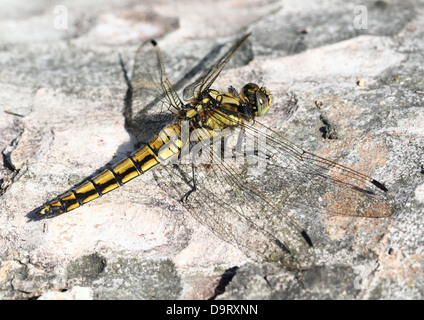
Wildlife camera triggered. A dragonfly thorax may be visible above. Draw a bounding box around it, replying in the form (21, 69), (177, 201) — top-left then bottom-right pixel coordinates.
(187, 89), (242, 131)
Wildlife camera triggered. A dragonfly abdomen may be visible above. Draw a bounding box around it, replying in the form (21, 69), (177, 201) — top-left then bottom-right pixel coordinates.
(38, 124), (182, 218)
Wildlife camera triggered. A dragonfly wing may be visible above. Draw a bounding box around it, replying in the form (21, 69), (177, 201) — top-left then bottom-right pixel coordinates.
(240, 120), (395, 219)
(153, 124), (315, 270)
(129, 39), (182, 144)
(156, 108), (394, 266)
(182, 34), (251, 102)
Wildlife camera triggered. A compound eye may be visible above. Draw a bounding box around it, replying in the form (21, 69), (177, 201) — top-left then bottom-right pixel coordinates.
(254, 90), (269, 116)
(256, 91), (267, 107)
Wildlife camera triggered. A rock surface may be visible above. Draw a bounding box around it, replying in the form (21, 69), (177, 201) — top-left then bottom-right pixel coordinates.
(0, 0), (423, 300)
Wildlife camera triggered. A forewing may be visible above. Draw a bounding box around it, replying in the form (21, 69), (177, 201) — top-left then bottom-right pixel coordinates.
(129, 40), (182, 143)
(182, 34), (251, 102)
(240, 120), (395, 219)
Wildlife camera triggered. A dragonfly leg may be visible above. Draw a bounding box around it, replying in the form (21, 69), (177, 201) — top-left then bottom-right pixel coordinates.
(180, 155), (198, 203)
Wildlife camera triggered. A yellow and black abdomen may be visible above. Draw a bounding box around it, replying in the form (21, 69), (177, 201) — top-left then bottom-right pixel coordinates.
(38, 124), (182, 218)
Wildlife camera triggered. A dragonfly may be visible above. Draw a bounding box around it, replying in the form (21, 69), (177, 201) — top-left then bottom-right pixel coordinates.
(34, 34), (394, 269)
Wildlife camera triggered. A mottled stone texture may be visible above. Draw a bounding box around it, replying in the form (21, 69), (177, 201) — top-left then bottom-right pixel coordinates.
(0, 0), (423, 299)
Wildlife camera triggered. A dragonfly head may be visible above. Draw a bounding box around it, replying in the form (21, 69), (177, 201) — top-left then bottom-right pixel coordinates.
(241, 83), (272, 118)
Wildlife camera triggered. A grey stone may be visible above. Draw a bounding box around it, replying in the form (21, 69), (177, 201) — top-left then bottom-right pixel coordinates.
(0, 0), (423, 300)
